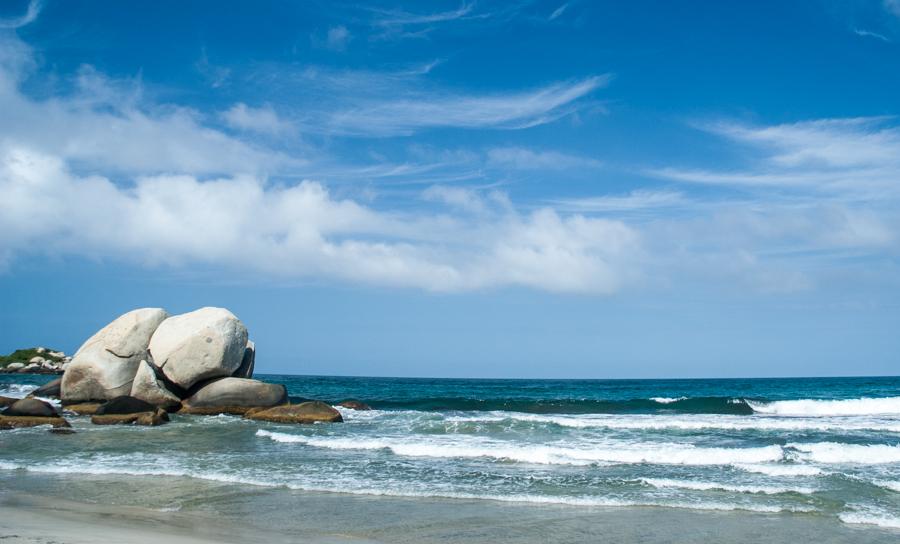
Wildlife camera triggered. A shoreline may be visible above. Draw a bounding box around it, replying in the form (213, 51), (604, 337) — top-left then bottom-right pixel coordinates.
(2, 471), (898, 543)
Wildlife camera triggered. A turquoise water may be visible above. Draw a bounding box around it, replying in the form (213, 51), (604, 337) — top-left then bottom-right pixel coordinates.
(2, 374), (900, 532)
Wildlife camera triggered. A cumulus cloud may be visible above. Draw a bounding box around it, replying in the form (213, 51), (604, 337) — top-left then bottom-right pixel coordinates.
(0, 146), (640, 293)
(0, 43), (292, 175)
(221, 103), (293, 135)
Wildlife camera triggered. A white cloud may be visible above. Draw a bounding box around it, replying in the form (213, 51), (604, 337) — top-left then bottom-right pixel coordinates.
(854, 28), (891, 42)
(549, 3), (569, 21)
(487, 147), (602, 170)
(652, 117), (900, 196)
(323, 75), (610, 136)
(0, 43), (292, 175)
(221, 103), (293, 135)
(326, 25), (351, 50)
(0, 145), (641, 293)
(552, 190), (686, 212)
(0, 0), (41, 29)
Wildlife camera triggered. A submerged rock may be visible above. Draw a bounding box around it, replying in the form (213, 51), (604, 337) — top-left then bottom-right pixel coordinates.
(150, 307), (248, 389)
(181, 377), (286, 415)
(245, 401), (343, 424)
(2, 398), (58, 417)
(130, 360), (182, 411)
(337, 399), (372, 411)
(61, 308), (169, 403)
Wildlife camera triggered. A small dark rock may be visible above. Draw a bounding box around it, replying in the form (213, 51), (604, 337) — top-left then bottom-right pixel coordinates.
(95, 396), (157, 415)
(338, 399), (372, 411)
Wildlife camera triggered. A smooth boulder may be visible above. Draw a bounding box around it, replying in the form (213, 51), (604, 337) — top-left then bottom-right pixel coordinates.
(150, 308), (248, 389)
(2, 398), (58, 417)
(130, 360), (182, 411)
(61, 308), (169, 403)
(30, 377), (62, 399)
(181, 378), (286, 415)
(245, 401), (343, 424)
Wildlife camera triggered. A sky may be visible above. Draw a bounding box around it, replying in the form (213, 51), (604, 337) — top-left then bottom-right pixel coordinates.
(1, 0), (899, 379)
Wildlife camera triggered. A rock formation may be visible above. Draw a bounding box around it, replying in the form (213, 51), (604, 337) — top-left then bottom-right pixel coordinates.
(149, 307), (248, 389)
(61, 308), (169, 402)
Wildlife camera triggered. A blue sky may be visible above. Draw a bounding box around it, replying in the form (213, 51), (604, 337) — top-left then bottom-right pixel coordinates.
(1, 0), (899, 378)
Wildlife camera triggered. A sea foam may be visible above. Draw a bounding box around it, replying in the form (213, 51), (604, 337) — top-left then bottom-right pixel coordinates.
(747, 396), (900, 417)
(256, 430), (785, 466)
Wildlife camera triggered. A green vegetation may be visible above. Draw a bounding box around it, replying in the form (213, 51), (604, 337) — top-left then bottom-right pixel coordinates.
(0, 348), (63, 368)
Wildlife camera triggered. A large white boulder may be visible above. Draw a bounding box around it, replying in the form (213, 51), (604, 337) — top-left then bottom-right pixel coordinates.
(130, 360), (182, 411)
(61, 308), (169, 403)
(149, 307), (248, 389)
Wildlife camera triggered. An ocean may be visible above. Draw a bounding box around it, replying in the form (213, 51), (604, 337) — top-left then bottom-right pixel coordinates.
(2, 374), (900, 539)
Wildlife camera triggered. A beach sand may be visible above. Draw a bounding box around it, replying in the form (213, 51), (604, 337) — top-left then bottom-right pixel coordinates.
(1, 471), (897, 543)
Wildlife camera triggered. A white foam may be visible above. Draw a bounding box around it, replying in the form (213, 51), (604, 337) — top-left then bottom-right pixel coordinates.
(650, 397), (687, 404)
(733, 463), (824, 477)
(788, 442), (900, 465)
(840, 508), (900, 529)
(442, 412), (900, 433)
(257, 430), (785, 466)
(0, 384), (38, 398)
(872, 480), (900, 492)
(639, 478), (816, 495)
(748, 397), (900, 417)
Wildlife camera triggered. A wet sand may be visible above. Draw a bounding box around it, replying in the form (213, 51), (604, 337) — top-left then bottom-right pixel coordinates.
(1, 471), (898, 543)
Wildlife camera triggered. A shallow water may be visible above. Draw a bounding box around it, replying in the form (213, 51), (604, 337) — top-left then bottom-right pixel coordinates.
(2, 374), (900, 535)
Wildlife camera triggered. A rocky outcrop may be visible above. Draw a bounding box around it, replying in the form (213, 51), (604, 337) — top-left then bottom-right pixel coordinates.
(0, 396), (16, 408)
(62, 402), (103, 415)
(337, 399), (372, 411)
(130, 360), (182, 411)
(2, 398), (58, 417)
(149, 308), (248, 389)
(95, 396), (157, 415)
(0, 415), (71, 430)
(91, 409), (169, 426)
(89, 396), (169, 426)
(180, 378), (286, 415)
(29, 377), (62, 399)
(61, 308), (169, 403)
(245, 401), (343, 424)
(232, 340), (255, 379)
